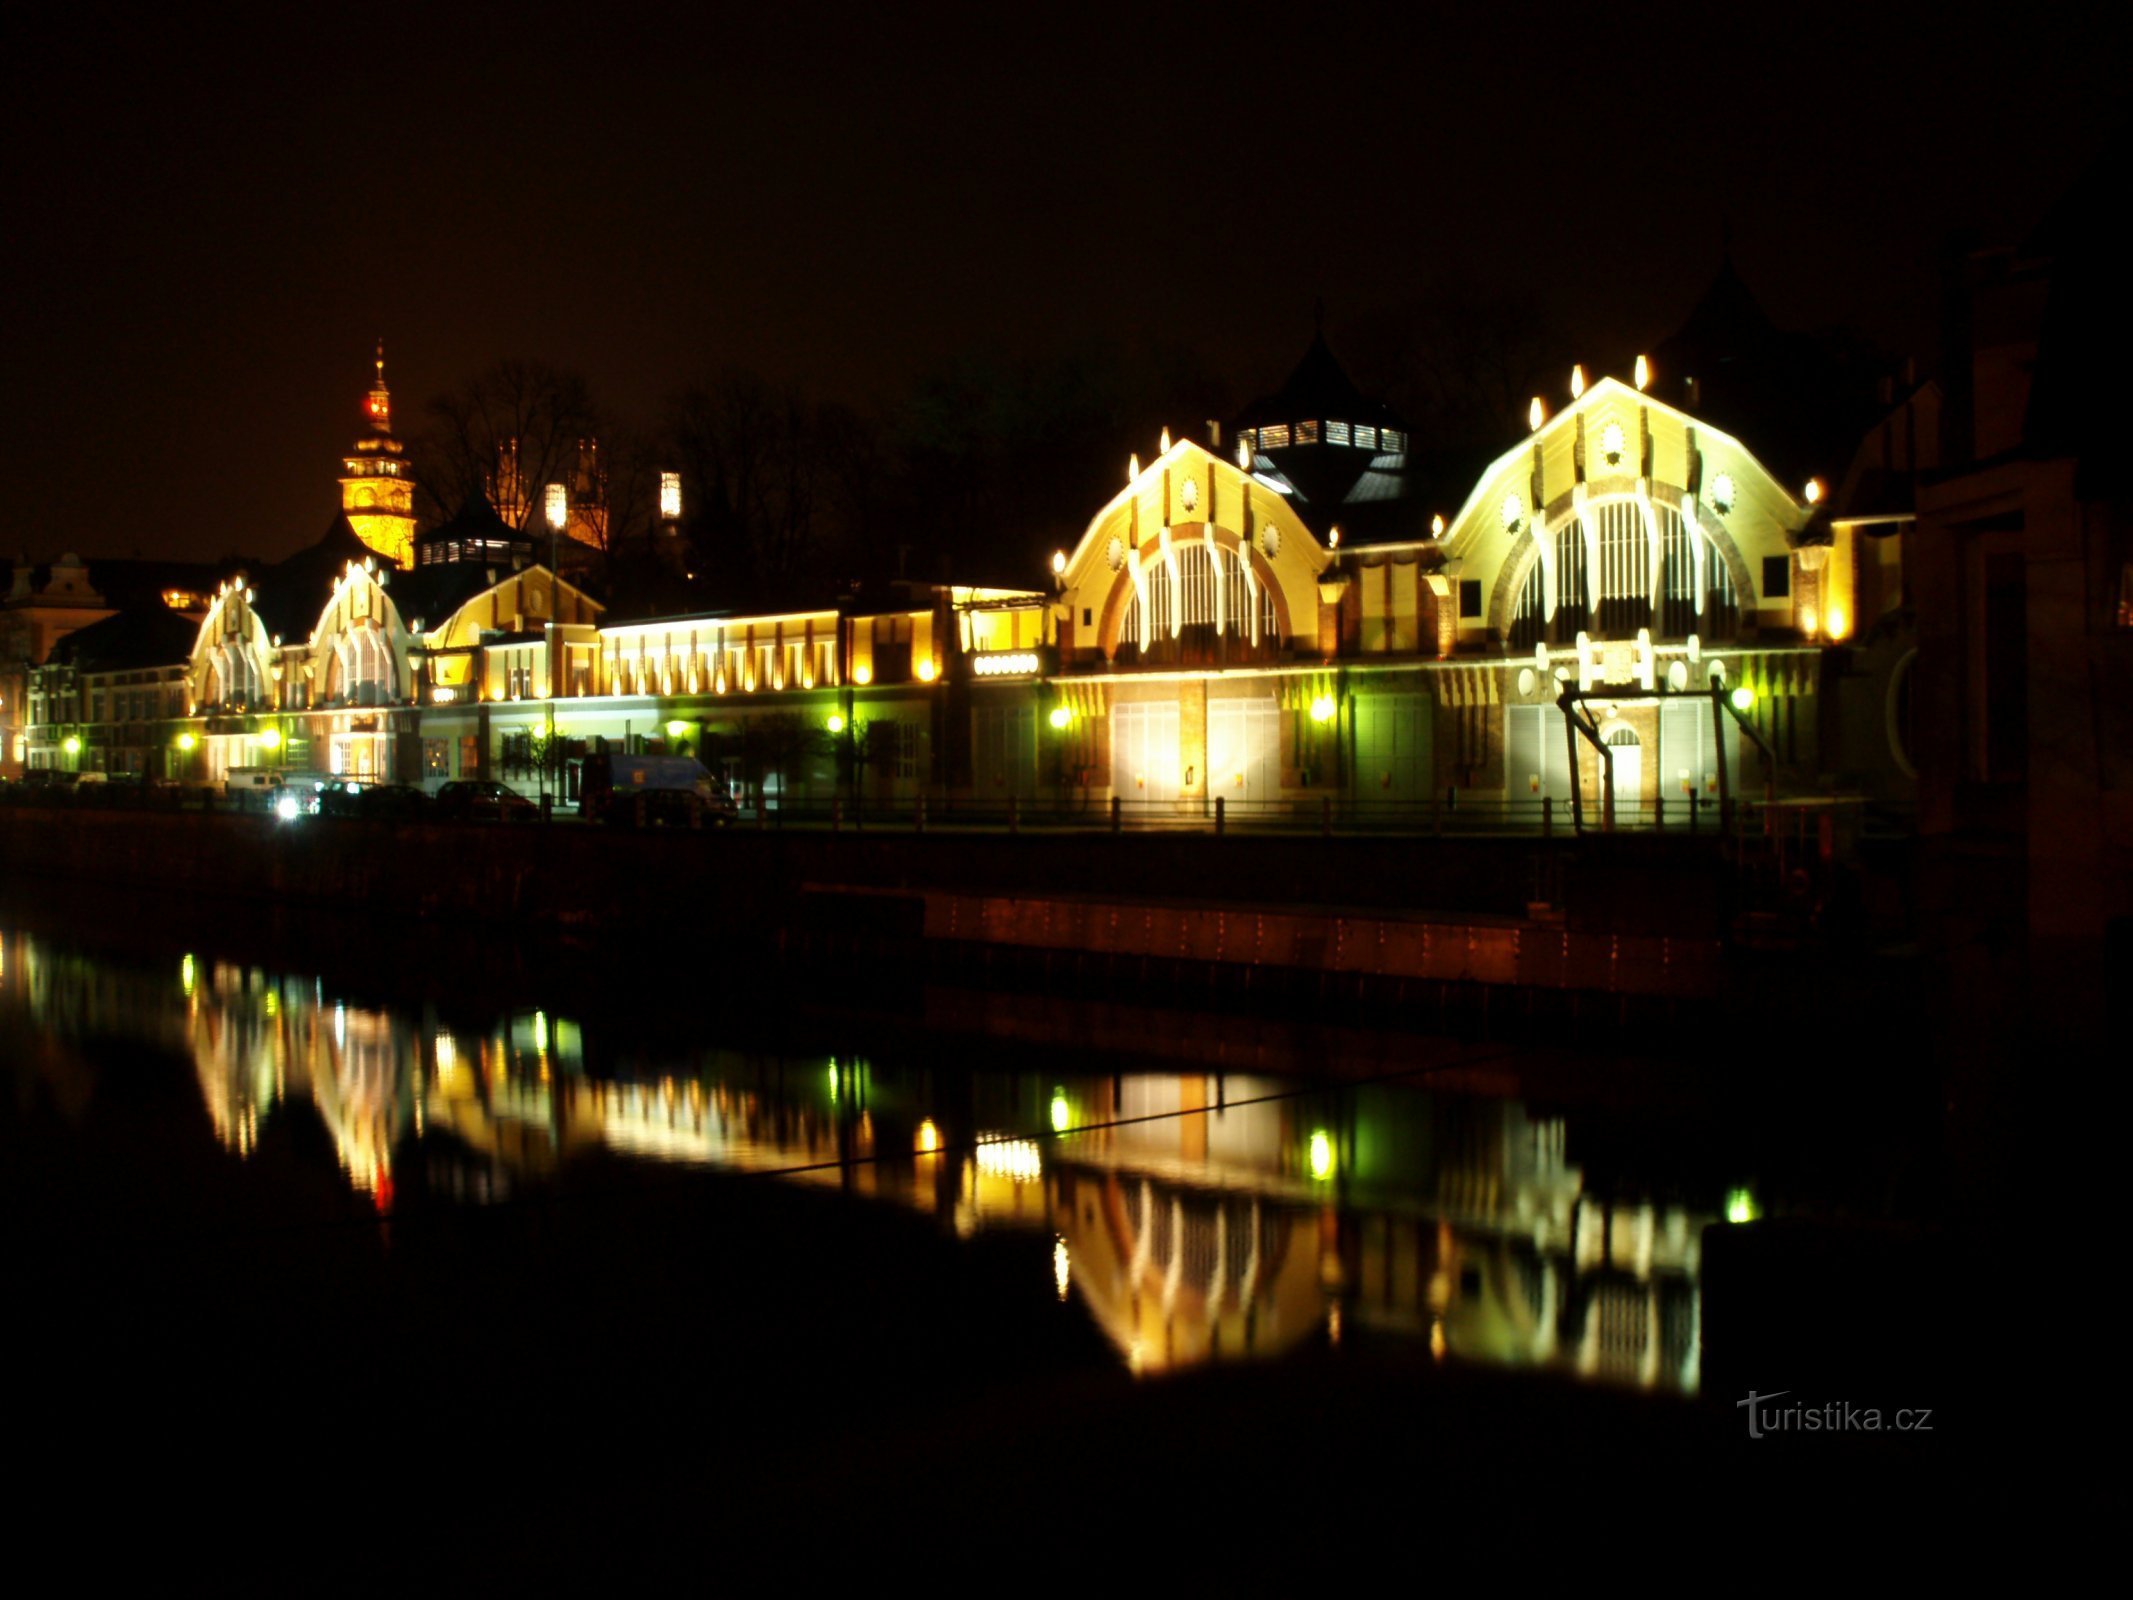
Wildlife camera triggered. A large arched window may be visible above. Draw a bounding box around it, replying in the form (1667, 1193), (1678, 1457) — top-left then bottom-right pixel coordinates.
(1513, 498), (1742, 646)
(1657, 504), (1740, 639)
(206, 641), (265, 708)
(1117, 541), (1279, 666)
(329, 625), (396, 706)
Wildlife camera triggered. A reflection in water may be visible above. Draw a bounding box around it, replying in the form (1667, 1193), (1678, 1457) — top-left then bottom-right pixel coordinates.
(3, 925), (1719, 1394)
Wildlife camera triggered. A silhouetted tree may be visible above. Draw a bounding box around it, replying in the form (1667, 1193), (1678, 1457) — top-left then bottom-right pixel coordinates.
(411, 359), (607, 534)
(664, 374), (875, 600)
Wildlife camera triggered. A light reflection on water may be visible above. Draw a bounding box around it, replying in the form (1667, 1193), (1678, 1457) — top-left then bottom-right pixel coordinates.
(3, 926), (1719, 1395)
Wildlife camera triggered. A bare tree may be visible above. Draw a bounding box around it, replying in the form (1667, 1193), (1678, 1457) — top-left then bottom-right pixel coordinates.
(412, 359), (607, 534)
(664, 373), (877, 598)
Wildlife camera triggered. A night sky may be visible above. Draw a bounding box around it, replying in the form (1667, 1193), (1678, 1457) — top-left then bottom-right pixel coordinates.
(8, 0), (2126, 565)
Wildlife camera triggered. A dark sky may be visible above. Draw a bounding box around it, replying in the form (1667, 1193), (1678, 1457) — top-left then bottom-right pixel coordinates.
(7, 0), (2126, 565)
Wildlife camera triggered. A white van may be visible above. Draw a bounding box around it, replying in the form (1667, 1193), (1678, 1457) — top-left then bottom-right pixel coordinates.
(223, 768), (283, 802)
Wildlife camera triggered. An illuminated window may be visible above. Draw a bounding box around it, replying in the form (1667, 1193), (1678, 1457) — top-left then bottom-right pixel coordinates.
(1295, 420), (1320, 445)
(1259, 424), (1291, 449)
(1355, 425), (1378, 451)
(1379, 428), (1404, 452)
(1326, 420), (1351, 446)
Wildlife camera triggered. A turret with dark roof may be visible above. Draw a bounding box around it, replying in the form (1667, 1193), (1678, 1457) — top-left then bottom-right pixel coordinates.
(1231, 330), (1421, 544)
(414, 490), (537, 570)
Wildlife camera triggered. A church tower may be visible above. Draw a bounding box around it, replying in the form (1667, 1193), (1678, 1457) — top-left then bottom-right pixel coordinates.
(339, 341), (417, 569)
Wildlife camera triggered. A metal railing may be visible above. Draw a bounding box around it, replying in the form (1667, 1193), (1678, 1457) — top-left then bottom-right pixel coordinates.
(0, 777), (1905, 844)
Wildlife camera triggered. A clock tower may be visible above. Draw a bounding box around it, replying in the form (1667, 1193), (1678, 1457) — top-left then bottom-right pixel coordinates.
(339, 341), (417, 569)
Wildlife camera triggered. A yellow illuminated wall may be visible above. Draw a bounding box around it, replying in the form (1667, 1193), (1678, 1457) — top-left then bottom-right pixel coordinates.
(1055, 439), (1330, 663)
(1435, 377), (1812, 643)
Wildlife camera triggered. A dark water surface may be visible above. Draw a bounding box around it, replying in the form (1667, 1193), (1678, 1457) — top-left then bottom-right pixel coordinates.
(0, 889), (1990, 1576)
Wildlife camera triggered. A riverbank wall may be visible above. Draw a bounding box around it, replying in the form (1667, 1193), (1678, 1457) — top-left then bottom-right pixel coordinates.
(0, 807), (1772, 1010)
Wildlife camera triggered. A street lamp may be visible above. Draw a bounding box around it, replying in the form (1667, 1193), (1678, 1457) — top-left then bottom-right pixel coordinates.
(543, 483), (568, 813)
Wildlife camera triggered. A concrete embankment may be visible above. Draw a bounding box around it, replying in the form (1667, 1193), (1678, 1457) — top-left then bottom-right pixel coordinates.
(0, 806), (1741, 1004)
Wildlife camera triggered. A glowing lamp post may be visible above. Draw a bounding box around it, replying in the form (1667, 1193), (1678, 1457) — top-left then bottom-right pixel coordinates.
(543, 484), (568, 813)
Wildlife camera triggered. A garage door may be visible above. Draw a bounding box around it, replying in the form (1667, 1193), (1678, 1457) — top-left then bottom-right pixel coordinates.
(1208, 697), (1281, 809)
(973, 703), (1038, 797)
(1112, 700), (1181, 806)
(1354, 693), (1432, 804)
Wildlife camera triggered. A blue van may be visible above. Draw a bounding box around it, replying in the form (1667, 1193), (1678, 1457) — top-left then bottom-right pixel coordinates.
(580, 753), (737, 827)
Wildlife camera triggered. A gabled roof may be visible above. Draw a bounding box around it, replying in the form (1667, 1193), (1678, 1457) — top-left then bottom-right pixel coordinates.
(46, 605), (199, 672)
(1437, 375), (1806, 559)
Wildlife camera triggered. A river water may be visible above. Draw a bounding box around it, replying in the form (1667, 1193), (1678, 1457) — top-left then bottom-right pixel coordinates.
(2, 904), (1931, 1388)
(0, 892), (1968, 1570)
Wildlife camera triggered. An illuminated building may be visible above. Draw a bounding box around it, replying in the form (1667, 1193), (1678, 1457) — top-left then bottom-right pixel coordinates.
(25, 606), (197, 778)
(5, 555), (226, 778)
(16, 315), (1918, 817)
(1047, 362), (1882, 825)
(339, 342), (418, 570)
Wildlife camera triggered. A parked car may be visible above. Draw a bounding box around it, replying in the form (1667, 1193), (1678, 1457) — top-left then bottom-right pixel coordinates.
(316, 780), (371, 818)
(357, 783), (431, 821)
(432, 780), (538, 823)
(580, 752), (738, 827)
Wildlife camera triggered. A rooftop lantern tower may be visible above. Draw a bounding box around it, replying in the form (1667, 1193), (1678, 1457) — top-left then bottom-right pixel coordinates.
(339, 340), (417, 569)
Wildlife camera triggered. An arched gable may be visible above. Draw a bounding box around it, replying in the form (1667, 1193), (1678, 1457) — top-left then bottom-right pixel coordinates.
(1443, 377), (1808, 647)
(1094, 523), (1293, 660)
(1059, 439), (1328, 664)
(303, 560), (413, 709)
(188, 580), (273, 710)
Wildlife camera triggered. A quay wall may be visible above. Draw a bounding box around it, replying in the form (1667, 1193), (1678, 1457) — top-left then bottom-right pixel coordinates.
(0, 808), (1735, 999)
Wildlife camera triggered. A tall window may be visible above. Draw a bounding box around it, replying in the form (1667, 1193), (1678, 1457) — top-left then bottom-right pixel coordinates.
(335, 625), (395, 706)
(1595, 499), (1649, 636)
(1552, 522), (1590, 643)
(1118, 544), (1279, 665)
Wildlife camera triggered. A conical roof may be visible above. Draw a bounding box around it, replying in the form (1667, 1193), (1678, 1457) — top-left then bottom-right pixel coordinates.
(1233, 331), (1405, 433)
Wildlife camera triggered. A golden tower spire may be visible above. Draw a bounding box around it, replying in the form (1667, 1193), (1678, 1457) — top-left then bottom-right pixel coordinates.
(342, 339), (416, 568)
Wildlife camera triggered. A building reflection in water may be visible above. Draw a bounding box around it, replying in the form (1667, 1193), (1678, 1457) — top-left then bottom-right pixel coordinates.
(2, 926), (1713, 1393)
